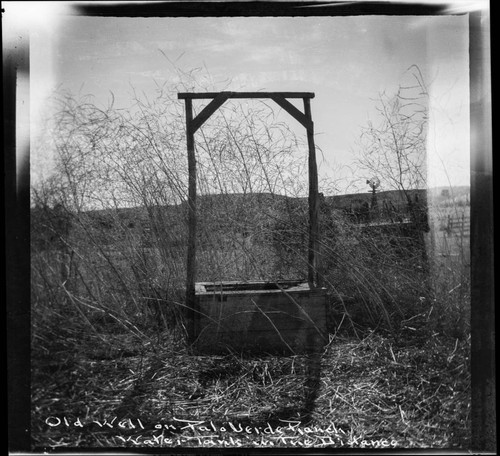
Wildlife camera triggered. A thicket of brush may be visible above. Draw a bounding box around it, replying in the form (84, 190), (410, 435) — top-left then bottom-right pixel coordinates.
(30, 74), (470, 449)
(31, 193), (469, 349)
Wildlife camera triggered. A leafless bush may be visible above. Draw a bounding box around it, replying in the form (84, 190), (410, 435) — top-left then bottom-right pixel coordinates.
(30, 81), (314, 355)
(31, 69), (469, 362)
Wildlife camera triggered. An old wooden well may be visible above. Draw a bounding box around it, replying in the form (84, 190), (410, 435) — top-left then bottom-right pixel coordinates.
(193, 280), (326, 354)
(178, 92), (327, 354)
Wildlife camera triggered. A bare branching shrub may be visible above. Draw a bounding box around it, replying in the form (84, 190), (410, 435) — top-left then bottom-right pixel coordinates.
(31, 65), (469, 360)
(356, 65), (428, 202)
(347, 65), (469, 340)
(31, 80), (315, 355)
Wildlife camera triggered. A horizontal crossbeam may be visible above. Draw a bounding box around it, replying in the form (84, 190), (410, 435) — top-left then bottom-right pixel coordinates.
(178, 91), (315, 100)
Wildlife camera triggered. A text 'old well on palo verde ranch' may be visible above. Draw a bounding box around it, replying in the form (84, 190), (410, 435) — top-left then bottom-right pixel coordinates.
(44, 415), (400, 448)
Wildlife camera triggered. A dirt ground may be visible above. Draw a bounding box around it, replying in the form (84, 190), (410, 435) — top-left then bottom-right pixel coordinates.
(31, 329), (470, 450)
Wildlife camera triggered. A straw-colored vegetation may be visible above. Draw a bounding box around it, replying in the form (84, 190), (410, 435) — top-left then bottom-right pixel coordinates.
(31, 71), (470, 449)
(31, 329), (470, 448)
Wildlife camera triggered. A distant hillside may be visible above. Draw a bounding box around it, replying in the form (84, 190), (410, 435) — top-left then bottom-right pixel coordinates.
(33, 187), (468, 224)
(33, 187), (469, 252)
(325, 188), (427, 210)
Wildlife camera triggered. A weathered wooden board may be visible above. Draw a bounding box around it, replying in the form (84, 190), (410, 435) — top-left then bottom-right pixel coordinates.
(192, 281), (327, 354)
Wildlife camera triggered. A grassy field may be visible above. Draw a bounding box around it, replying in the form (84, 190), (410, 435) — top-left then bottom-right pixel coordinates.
(30, 193), (471, 450)
(27, 76), (473, 450)
(31, 323), (470, 449)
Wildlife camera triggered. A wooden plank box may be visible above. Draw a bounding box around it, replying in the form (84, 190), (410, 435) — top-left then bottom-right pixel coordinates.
(191, 280), (328, 355)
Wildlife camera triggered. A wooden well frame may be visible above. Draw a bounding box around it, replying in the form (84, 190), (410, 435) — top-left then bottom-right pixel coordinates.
(178, 91), (324, 350)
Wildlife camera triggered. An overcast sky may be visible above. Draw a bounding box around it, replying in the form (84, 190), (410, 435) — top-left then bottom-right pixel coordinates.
(10, 2), (473, 193)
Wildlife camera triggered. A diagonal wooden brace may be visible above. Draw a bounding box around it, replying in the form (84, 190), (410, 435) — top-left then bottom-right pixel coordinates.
(270, 94), (313, 131)
(190, 92), (230, 134)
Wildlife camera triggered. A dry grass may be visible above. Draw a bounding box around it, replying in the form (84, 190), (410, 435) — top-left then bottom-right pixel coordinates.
(29, 81), (471, 451)
(30, 193), (471, 450)
(31, 328), (470, 449)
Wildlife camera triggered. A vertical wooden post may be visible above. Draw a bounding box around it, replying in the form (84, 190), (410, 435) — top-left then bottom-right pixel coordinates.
(185, 98), (197, 343)
(304, 97), (319, 288)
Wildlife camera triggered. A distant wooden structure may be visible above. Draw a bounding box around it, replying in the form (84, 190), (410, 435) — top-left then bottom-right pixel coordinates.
(178, 92), (327, 354)
(445, 213), (471, 237)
